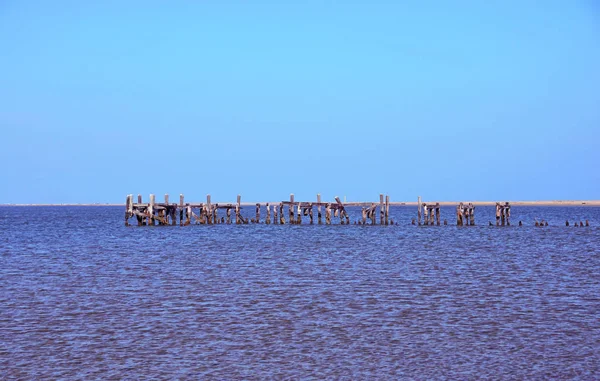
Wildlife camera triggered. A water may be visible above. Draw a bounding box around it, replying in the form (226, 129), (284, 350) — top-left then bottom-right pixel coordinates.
(1, 206), (599, 379)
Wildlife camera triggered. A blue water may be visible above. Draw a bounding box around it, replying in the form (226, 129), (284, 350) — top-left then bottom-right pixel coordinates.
(1, 206), (599, 379)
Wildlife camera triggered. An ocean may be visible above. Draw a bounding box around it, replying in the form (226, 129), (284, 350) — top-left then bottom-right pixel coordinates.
(1, 205), (599, 379)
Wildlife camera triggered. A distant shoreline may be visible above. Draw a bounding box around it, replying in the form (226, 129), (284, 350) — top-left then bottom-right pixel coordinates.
(1, 201), (599, 207)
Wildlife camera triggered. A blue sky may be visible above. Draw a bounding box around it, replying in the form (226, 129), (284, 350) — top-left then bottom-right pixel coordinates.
(1, 1), (599, 203)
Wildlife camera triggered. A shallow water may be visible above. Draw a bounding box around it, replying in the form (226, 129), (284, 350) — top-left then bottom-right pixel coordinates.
(1, 206), (599, 379)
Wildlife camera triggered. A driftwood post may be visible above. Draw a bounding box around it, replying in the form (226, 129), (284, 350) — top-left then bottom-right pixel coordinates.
(418, 196), (422, 226)
(385, 195), (390, 225)
(265, 203), (271, 224)
(317, 194), (322, 224)
(380, 194), (384, 225)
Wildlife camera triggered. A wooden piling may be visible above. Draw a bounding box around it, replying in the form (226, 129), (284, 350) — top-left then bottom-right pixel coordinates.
(470, 204), (475, 226)
(279, 203), (285, 224)
(213, 205), (218, 224)
(236, 195), (241, 225)
(362, 207), (367, 225)
(179, 194), (184, 226)
(226, 208), (232, 224)
(136, 195), (143, 226)
(325, 203), (332, 225)
(418, 196), (422, 226)
(435, 204), (440, 226)
(505, 203), (511, 226)
(309, 205), (314, 224)
(149, 194), (155, 226)
(296, 204), (302, 224)
(456, 205), (462, 226)
(496, 203), (500, 226)
(289, 194), (295, 225)
(125, 194), (132, 226)
(385, 195), (390, 226)
(423, 203), (428, 225)
(429, 207), (435, 225)
(380, 194), (384, 225)
(266, 203), (271, 224)
(317, 194), (322, 224)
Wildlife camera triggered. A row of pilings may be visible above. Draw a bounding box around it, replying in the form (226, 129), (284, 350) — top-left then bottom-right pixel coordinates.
(124, 194), (591, 227)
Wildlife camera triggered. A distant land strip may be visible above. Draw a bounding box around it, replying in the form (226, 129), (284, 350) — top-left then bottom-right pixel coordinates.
(2, 201), (600, 207)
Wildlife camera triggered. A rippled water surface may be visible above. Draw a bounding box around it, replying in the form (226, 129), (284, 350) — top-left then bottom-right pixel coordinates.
(1, 206), (599, 379)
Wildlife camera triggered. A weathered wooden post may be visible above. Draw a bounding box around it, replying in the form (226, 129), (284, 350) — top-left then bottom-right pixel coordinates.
(186, 204), (192, 226)
(317, 194), (322, 224)
(125, 194), (132, 226)
(265, 203), (271, 224)
(226, 207), (232, 224)
(325, 203), (332, 224)
(385, 195), (390, 226)
(436, 203), (440, 226)
(505, 203), (511, 226)
(274, 204), (278, 224)
(148, 194), (155, 226)
(205, 195), (212, 225)
(470, 204), (475, 226)
(361, 207), (367, 225)
(278, 203), (284, 224)
(136, 194), (143, 226)
(309, 205), (314, 224)
(501, 205), (506, 226)
(162, 194), (169, 225)
(418, 196), (422, 226)
(289, 194), (295, 225)
(456, 205), (462, 226)
(370, 203), (376, 225)
(380, 194), (384, 225)
(430, 206), (435, 225)
(254, 203), (259, 223)
(179, 194), (184, 226)
(213, 205), (218, 224)
(236, 195), (241, 225)
(423, 203), (428, 225)
(296, 203), (302, 224)
(496, 203), (501, 226)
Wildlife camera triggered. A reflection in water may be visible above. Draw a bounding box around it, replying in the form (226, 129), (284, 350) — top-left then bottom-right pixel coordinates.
(0, 206), (599, 379)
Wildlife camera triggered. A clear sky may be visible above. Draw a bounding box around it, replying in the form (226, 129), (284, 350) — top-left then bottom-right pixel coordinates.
(1, 1), (599, 204)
